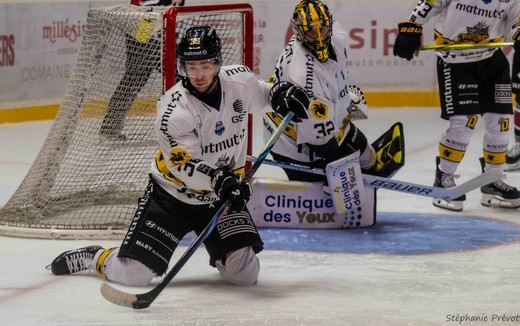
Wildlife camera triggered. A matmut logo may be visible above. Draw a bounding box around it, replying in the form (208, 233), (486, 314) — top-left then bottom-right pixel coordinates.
(203, 130), (246, 154)
(455, 3), (504, 19)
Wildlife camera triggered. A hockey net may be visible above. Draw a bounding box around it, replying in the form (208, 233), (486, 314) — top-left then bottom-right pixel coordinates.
(0, 4), (253, 239)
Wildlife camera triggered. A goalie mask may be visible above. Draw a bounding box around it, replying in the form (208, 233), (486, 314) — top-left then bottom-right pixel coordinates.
(292, 0), (333, 63)
(176, 26), (222, 78)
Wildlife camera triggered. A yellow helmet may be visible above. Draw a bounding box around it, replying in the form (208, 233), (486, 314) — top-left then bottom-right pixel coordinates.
(292, 0), (333, 63)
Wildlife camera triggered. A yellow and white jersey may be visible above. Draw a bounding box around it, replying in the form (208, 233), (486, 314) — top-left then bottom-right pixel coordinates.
(151, 65), (271, 205)
(264, 21), (352, 163)
(409, 0), (520, 63)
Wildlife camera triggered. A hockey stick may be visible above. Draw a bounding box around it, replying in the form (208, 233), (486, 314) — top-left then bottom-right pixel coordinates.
(419, 42), (513, 51)
(248, 156), (504, 200)
(100, 112), (294, 309)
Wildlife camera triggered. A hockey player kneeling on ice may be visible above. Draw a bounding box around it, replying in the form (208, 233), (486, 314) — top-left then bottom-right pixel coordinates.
(45, 26), (311, 287)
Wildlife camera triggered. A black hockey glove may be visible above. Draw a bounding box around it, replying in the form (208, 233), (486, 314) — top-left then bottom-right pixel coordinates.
(269, 81), (310, 122)
(393, 22), (422, 61)
(211, 166), (252, 212)
(512, 34), (520, 99)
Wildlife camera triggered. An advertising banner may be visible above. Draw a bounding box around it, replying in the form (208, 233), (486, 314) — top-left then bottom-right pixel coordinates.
(0, 0), (515, 105)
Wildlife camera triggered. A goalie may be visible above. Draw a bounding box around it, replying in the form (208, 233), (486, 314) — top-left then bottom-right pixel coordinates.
(264, 0), (404, 186)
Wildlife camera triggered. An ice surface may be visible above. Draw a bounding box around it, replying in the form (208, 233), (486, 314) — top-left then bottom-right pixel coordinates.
(0, 108), (519, 325)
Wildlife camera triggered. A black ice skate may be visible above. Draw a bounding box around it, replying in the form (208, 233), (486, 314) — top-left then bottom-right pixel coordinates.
(46, 245), (103, 275)
(505, 142), (520, 172)
(479, 158), (520, 209)
(432, 156), (466, 212)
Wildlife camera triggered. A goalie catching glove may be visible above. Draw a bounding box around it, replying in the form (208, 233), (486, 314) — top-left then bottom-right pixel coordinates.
(393, 22), (422, 61)
(269, 81), (310, 122)
(211, 166), (252, 212)
(347, 84), (368, 120)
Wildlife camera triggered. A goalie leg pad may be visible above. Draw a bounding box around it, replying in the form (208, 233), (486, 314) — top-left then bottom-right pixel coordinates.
(371, 122), (405, 177)
(325, 151), (366, 214)
(337, 122), (375, 170)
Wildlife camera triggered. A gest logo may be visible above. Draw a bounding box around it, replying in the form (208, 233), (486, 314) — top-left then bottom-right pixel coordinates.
(231, 113), (245, 123)
(310, 100), (328, 120)
(169, 147), (190, 166)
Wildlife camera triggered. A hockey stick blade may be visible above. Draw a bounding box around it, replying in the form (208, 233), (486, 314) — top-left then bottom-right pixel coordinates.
(446, 168), (504, 199)
(247, 157), (504, 200)
(100, 112), (294, 309)
(100, 283), (140, 309)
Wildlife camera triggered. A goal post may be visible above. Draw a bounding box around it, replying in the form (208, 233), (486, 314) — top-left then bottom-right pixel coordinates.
(0, 3), (254, 239)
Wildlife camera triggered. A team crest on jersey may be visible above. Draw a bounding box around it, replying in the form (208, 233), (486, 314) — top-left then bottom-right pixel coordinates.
(215, 153), (234, 168)
(215, 121), (225, 135)
(309, 99), (329, 120)
(457, 22), (489, 43)
(169, 147), (191, 166)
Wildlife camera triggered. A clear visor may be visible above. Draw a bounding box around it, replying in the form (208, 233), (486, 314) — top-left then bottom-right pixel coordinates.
(176, 58), (221, 78)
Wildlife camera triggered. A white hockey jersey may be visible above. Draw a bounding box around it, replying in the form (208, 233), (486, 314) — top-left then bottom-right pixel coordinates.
(408, 0), (520, 63)
(264, 21), (352, 163)
(151, 65), (271, 205)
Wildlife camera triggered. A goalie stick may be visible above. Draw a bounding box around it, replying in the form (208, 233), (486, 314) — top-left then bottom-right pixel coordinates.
(100, 112), (295, 310)
(247, 156), (504, 200)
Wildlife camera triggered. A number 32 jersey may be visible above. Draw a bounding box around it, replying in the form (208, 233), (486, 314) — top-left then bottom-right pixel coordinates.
(264, 21), (353, 164)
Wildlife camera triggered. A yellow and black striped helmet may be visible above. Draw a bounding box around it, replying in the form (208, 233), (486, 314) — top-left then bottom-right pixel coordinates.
(292, 0), (333, 63)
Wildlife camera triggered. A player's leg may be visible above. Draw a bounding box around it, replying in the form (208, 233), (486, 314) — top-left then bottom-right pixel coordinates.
(477, 50), (520, 207)
(433, 58), (480, 211)
(202, 208), (263, 286)
(47, 179), (189, 286)
(505, 102), (520, 171)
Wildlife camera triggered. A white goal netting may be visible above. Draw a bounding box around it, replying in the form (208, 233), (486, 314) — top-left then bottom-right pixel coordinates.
(0, 4), (252, 239)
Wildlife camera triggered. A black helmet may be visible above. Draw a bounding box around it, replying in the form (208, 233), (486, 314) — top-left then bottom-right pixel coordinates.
(292, 0), (333, 63)
(176, 26), (222, 76)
